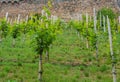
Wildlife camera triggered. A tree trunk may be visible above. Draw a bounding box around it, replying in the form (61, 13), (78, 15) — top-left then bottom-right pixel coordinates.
(22, 34), (26, 47)
(112, 60), (117, 82)
(12, 38), (15, 47)
(45, 49), (49, 61)
(86, 13), (89, 49)
(86, 38), (89, 48)
(93, 7), (99, 66)
(0, 36), (2, 43)
(103, 16), (106, 32)
(39, 53), (43, 82)
(95, 40), (99, 66)
(0, 31), (2, 43)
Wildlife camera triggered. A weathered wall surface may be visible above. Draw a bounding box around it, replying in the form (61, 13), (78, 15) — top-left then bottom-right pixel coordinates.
(117, 0), (120, 7)
(0, 0), (119, 20)
(51, 0), (119, 20)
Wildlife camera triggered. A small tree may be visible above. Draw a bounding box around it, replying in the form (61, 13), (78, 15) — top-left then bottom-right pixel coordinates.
(32, 13), (61, 81)
(0, 19), (9, 42)
(11, 23), (21, 47)
(97, 8), (116, 20)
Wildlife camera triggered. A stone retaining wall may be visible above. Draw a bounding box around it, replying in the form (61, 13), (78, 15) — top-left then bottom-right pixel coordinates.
(0, 0), (119, 20)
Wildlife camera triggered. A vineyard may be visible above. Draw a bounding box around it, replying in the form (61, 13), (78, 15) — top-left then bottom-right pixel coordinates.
(0, 3), (120, 82)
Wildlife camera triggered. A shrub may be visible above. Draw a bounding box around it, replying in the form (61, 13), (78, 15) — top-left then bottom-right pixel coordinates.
(97, 75), (102, 79)
(0, 72), (7, 77)
(97, 8), (116, 20)
(79, 66), (85, 71)
(99, 65), (108, 72)
(84, 72), (89, 77)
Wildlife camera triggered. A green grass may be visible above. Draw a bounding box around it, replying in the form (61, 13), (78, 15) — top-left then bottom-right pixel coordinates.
(0, 28), (120, 82)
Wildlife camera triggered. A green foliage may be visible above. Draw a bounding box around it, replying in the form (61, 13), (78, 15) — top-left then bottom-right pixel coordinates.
(0, 71), (7, 77)
(0, 19), (10, 38)
(69, 20), (97, 49)
(87, 21), (97, 49)
(20, 21), (31, 34)
(99, 65), (108, 72)
(33, 13), (42, 20)
(11, 24), (22, 39)
(4, 66), (11, 73)
(97, 8), (116, 20)
(79, 66), (85, 71)
(110, 19), (119, 32)
(34, 16), (62, 54)
(0, 7), (120, 82)
(7, 80), (17, 82)
(0, 25), (120, 82)
(97, 75), (102, 79)
(84, 72), (89, 77)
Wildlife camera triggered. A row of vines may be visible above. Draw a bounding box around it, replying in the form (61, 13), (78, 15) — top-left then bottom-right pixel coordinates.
(0, 7), (120, 82)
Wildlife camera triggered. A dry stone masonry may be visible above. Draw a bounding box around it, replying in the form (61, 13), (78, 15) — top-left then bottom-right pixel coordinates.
(0, 0), (120, 20)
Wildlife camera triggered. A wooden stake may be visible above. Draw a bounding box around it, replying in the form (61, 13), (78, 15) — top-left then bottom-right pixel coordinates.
(7, 18), (10, 24)
(107, 16), (117, 82)
(86, 13), (89, 48)
(17, 14), (20, 24)
(46, 13), (48, 19)
(118, 16), (120, 24)
(93, 8), (97, 33)
(0, 31), (2, 42)
(15, 17), (17, 23)
(93, 8), (99, 65)
(45, 48), (49, 61)
(100, 12), (102, 28)
(78, 14), (82, 22)
(5, 12), (9, 21)
(41, 10), (45, 16)
(89, 15), (92, 22)
(12, 38), (15, 47)
(103, 16), (106, 32)
(10, 18), (13, 25)
(26, 15), (28, 23)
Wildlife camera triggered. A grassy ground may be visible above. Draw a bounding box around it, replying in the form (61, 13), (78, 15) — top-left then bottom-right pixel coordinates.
(0, 28), (120, 82)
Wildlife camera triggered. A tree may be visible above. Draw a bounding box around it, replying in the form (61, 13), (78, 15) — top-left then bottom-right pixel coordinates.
(0, 19), (9, 42)
(31, 11), (61, 81)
